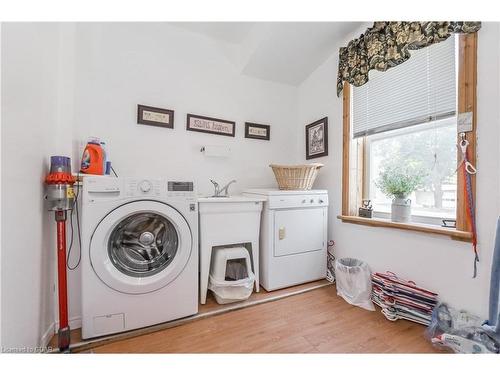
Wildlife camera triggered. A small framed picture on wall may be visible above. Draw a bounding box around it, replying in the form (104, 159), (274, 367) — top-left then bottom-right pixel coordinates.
(137, 105), (174, 129)
(186, 114), (236, 137)
(245, 122), (270, 141)
(305, 117), (328, 159)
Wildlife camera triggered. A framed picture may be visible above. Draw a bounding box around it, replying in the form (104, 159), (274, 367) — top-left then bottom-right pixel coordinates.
(245, 122), (270, 141)
(186, 114), (235, 137)
(306, 117), (328, 159)
(137, 104), (174, 128)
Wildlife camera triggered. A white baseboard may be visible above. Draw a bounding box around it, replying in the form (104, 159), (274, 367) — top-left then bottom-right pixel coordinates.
(41, 322), (55, 348)
(43, 315), (82, 348)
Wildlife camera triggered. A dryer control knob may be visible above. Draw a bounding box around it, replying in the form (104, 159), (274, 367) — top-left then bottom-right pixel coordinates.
(139, 180), (152, 193)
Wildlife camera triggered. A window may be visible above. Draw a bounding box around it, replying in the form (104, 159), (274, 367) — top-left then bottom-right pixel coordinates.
(365, 118), (458, 226)
(340, 33), (478, 240)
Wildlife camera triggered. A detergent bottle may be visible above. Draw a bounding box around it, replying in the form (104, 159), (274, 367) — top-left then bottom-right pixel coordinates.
(80, 137), (104, 175)
(100, 141), (107, 174)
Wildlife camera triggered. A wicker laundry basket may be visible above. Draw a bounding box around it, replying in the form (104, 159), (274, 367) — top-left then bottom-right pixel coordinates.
(269, 163), (324, 190)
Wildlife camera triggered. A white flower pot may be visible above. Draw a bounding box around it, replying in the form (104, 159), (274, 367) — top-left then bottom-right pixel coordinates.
(391, 198), (411, 223)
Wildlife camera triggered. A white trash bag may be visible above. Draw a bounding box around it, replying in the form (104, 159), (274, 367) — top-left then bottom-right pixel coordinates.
(209, 273), (254, 305)
(208, 256), (255, 305)
(208, 247), (255, 304)
(334, 258), (375, 311)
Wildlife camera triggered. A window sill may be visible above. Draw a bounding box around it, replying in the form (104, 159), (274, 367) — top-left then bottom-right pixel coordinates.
(370, 210), (456, 227)
(337, 215), (472, 242)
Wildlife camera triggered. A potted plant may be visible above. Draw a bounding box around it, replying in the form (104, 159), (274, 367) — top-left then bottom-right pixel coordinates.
(375, 166), (424, 223)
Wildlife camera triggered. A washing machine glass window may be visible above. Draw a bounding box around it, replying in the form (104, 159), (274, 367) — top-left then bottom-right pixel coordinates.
(90, 200), (192, 294)
(108, 212), (179, 278)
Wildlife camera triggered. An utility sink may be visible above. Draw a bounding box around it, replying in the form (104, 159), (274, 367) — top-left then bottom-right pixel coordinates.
(197, 195), (267, 203)
(197, 194), (266, 304)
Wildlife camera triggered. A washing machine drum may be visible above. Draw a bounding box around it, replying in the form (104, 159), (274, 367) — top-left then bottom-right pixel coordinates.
(90, 200), (192, 294)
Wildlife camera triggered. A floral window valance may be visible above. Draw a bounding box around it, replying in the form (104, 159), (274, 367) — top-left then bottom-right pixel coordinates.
(336, 21), (481, 96)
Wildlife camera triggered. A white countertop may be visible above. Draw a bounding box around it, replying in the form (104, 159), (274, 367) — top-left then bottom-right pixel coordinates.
(197, 195), (267, 203)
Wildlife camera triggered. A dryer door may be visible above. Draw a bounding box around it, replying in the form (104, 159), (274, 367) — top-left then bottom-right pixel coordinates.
(273, 207), (325, 257)
(90, 200), (192, 294)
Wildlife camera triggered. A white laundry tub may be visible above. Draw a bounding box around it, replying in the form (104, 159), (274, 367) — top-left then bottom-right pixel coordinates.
(197, 195), (265, 304)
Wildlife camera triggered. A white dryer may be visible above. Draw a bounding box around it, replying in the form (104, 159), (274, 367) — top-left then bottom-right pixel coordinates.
(81, 176), (198, 339)
(243, 189), (328, 291)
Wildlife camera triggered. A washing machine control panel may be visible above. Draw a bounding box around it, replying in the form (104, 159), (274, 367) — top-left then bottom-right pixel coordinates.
(167, 181), (194, 198)
(125, 179), (161, 197)
(167, 181), (193, 192)
(139, 180), (152, 192)
(120, 179), (195, 198)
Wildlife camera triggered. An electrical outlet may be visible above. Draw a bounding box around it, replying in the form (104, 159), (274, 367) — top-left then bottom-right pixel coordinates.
(458, 112), (473, 133)
(279, 227), (285, 240)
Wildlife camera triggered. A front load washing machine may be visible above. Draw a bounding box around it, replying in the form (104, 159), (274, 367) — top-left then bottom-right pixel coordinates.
(80, 176), (198, 339)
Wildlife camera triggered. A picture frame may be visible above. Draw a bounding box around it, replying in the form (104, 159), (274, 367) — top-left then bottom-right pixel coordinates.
(244, 122), (270, 141)
(305, 117), (328, 159)
(186, 114), (235, 137)
(137, 104), (174, 129)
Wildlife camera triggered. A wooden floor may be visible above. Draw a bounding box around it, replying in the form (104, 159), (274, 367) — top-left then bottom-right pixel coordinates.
(199, 279), (329, 314)
(88, 285), (439, 353)
(52, 280), (329, 351)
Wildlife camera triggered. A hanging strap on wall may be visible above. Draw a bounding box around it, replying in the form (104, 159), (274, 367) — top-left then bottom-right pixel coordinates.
(458, 134), (478, 277)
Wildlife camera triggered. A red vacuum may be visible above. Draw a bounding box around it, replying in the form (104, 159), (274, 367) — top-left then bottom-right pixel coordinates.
(45, 156), (76, 352)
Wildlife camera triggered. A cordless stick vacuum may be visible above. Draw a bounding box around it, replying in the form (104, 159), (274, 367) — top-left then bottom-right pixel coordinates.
(45, 156), (76, 352)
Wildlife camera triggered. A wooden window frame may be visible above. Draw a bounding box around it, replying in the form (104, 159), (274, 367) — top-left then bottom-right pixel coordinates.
(338, 33), (478, 242)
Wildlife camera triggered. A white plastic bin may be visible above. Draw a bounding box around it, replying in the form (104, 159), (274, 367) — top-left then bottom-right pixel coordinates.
(334, 257), (375, 311)
(208, 246), (255, 304)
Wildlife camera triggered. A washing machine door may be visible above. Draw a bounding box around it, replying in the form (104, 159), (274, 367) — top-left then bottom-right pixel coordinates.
(90, 200), (192, 294)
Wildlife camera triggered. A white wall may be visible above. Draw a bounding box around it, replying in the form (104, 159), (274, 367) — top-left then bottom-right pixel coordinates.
(1, 23), (74, 348)
(0, 23), (3, 350)
(72, 23), (299, 194)
(2, 21), (499, 349)
(298, 22), (500, 318)
(1, 22), (300, 347)
(59, 23), (300, 328)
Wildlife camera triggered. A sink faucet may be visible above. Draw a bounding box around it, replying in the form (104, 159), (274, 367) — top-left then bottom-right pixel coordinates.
(210, 179), (237, 197)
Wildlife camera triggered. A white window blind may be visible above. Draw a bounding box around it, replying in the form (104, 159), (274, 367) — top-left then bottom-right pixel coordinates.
(352, 34), (457, 138)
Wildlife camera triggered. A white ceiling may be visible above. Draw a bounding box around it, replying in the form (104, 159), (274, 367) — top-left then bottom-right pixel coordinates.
(173, 22), (257, 44)
(171, 22), (363, 86)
